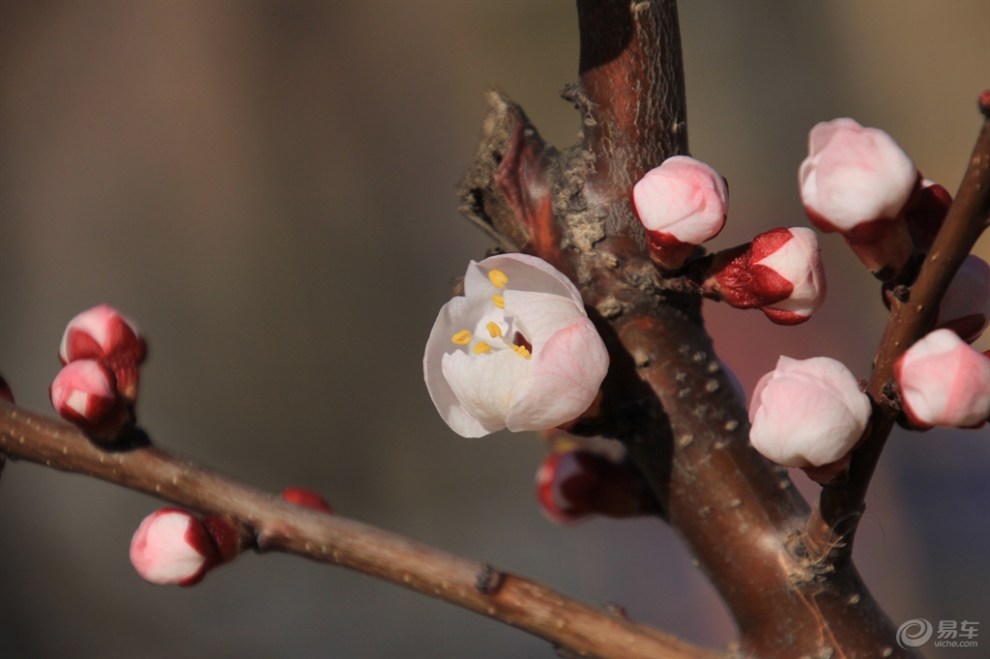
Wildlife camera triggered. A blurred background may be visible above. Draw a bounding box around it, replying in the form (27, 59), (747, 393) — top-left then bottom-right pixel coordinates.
(1, 1), (987, 657)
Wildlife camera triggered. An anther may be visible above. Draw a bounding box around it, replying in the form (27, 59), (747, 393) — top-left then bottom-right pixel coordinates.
(451, 330), (472, 345)
(492, 294), (505, 309)
(512, 344), (531, 359)
(473, 342), (492, 354)
(486, 322), (502, 338)
(488, 269), (509, 289)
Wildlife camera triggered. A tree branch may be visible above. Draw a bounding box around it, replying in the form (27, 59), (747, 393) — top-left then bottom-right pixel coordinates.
(803, 94), (990, 562)
(460, 1), (913, 655)
(0, 399), (717, 659)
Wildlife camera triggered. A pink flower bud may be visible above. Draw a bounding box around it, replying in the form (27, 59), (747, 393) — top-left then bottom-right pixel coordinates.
(705, 227), (826, 325)
(424, 254), (609, 438)
(129, 509), (219, 586)
(894, 329), (990, 428)
(904, 178), (952, 252)
(935, 255), (990, 343)
(49, 360), (129, 441)
(632, 155), (729, 270)
(535, 449), (650, 524)
(799, 118), (916, 276)
(281, 487), (334, 513)
(59, 304), (147, 402)
(749, 356), (871, 468)
(0, 374), (13, 404)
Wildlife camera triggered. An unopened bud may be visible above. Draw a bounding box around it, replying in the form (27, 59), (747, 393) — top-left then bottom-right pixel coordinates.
(935, 255), (990, 343)
(799, 118), (916, 277)
(59, 304), (146, 402)
(749, 356), (870, 470)
(281, 487), (334, 513)
(895, 329), (990, 429)
(632, 155), (728, 270)
(129, 509), (220, 586)
(535, 450), (653, 524)
(705, 227), (826, 325)
(49, 360), (130, 442)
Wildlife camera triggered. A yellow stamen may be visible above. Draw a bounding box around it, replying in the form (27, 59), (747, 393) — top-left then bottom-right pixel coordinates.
(486, 322), (502, 338)
(512, 344), (531, 359)
(451, 330), (472, 345)
(492, 294), (505, 309)
(473, 341), (492, 354)
(488, 269), (509, 289)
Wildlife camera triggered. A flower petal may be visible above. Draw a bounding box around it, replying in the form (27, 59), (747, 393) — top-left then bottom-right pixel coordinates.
(506, 318), (609, 431)
(442, 348), (533, 436)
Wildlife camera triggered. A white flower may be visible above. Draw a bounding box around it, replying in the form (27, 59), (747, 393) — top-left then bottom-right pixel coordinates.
(424, 254), (609, 438)
(749, 356), (871, 468)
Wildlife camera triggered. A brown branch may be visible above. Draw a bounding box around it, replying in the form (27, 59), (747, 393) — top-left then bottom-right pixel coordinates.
(804, 96), (990, 561)
(460, 1), (914, 655)
(0, 399), (717, 659)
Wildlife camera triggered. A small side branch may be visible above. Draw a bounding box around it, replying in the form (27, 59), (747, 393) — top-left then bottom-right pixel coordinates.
(0, 400), (717, 659)
(804, 97), (990, 561)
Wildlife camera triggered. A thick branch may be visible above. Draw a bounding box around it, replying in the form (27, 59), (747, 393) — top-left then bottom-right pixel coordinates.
(804, 98), (990, 560)
(460, 1), (913, 655)
(0, 399), (716, 659)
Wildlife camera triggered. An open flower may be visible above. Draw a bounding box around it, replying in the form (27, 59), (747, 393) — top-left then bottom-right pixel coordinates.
(749, 356), (870, 469)
(935, 255), (990, 344)
(129, 509), (220, 586)
(424, 254), (609, 438)
(895, 329), (990, 428)
(704, 227), (826, 325)
(632, 155), (729, 270)
(799, 118), (917, 276)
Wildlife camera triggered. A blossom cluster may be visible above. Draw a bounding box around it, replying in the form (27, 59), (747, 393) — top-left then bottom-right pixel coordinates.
(423, 117), (988, 497)
(633, 156), (827, 325)
(50, 304), (147, 442)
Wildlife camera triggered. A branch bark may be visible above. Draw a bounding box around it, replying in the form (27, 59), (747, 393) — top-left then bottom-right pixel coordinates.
(0, 399), (716, 659)
(459, 1), (917, 656)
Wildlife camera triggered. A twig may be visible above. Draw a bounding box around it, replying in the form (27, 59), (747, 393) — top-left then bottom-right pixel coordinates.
(803, 95), (990, 561)
(0, 399), (717, 659)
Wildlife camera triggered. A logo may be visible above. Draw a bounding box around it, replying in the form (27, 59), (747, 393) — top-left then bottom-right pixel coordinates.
(897, 619), (933, 649)
(897, 618), (980, 650)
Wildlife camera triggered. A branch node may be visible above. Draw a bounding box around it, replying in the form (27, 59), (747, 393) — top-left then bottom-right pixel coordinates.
(474, 563), (505, 595)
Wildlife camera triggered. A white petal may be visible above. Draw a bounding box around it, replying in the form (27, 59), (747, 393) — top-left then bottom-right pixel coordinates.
(503, 289), (585, 348)
(465, 253), (583, 304)
(442, 348), (533, 436)
(506, 318), (609, 431)
(423, 296), (492, 437)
